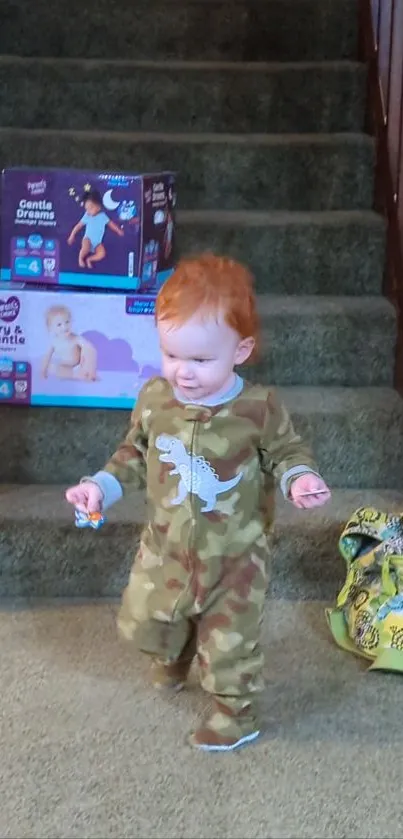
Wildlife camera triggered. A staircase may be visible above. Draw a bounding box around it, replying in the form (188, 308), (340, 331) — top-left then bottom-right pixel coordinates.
(1, 2), (403, 837)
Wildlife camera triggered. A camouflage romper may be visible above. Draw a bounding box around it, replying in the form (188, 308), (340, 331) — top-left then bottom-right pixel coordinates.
(94, 376), (318, 744)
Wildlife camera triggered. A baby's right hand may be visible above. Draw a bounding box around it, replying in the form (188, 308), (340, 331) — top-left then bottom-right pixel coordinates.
(67, 235), (74, 246)
(65, 481), (103, 513)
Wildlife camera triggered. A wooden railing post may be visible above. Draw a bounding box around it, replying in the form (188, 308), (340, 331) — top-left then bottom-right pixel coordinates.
(361, 0), (403, 394)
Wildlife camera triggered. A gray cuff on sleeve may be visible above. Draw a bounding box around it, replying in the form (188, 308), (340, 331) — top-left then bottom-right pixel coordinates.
(81, 471), (123, 510)
(280, 465), (320, 499)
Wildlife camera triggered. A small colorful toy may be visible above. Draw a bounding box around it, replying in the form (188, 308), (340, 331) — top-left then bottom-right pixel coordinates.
(74, 509), (106, 530)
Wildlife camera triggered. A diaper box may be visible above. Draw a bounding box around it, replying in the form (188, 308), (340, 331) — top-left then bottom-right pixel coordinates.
(0, 283), (162, 408)
(1, 167), (176, 293)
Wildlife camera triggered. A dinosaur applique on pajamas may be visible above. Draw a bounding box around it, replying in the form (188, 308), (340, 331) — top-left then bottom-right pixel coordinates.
(96, 376), (319, 743)
(156, 433), (243, 512)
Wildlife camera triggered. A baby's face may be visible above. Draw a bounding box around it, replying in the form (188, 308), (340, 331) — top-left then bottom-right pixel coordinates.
(158, 312), (254, 402)
(50, 312), (72, 337)
(84, 199), (102, 217)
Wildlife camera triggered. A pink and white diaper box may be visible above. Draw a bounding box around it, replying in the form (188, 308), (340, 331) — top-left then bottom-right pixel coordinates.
(0, 284), (161, 408)
(1, 167), (176, 294)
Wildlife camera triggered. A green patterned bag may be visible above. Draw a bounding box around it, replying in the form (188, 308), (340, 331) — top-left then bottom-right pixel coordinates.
(326, 506), (403, 672)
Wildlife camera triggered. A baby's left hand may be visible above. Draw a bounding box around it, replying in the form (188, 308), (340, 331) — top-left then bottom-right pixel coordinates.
(289, 473), (331, 509)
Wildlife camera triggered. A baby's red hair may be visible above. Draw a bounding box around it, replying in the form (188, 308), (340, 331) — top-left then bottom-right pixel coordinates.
(155, 253), (259, 360)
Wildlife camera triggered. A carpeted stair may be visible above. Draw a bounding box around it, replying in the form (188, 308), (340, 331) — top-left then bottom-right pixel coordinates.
(1, 3), (403, 836)
(0, 0), (360, 61)
(0, 0), (402, 601)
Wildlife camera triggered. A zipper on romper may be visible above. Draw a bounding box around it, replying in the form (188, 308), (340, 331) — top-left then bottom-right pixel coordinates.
(171, 417), (198, 620)
(189, 419), (198, 558)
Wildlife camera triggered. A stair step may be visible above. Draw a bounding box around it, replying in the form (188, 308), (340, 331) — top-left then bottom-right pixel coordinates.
(1, 387), (402, 489)
(177, 210), (386, 295)
(253, 295), (395, 386)
(0, 57), (366, 134)
(0, 0), (359, 62)
(0, 129), (374, 211)
(0, 293), (393, 389)
(1, 484), (402, 599)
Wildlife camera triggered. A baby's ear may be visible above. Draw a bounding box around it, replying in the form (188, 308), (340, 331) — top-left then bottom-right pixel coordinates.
(235, 337), (255, 365)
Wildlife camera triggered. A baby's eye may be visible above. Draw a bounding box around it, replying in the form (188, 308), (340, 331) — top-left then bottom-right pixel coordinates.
(194, 358), (208, 364)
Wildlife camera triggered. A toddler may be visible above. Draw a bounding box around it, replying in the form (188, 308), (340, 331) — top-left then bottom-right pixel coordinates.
(66, 254), (331, 752)
(67, 189), (124, 269)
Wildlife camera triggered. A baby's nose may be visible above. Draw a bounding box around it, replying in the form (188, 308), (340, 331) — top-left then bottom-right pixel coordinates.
(178, 363), (193, 378)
